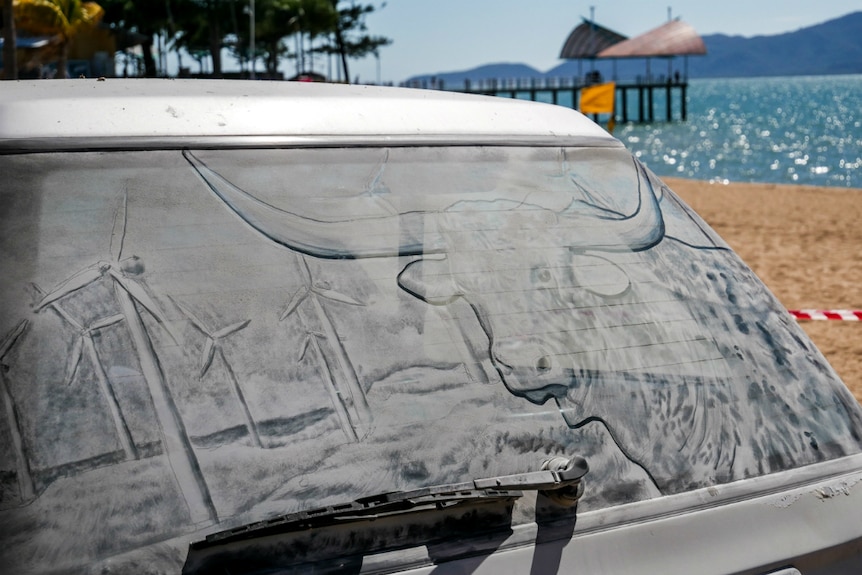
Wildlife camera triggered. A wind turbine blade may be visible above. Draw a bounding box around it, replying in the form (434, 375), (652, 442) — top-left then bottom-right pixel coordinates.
(31, 283), (82, 330)
(110, 271), (163, 318)
(200, 339), (216, 378)
(297, 255), (313, 286)
(170, 297), (211, 336)
(213, 319), (251, 339)
(35, 267), (104, 311)
(279, 286), (308, 321)
(29, 282), (46, 298)
(111, 271), (181, 343)
(31, 283), (83, 330)
(110, 190), (129, 263)
(64, 336), (84, 386)
(89, 314), (126, 331)
(0, 319), (29, 359)
(315, 287), (364, 306)
(298, 335), (312, 362)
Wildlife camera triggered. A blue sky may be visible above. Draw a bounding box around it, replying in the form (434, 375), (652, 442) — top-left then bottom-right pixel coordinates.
(338, 1), (860, 84)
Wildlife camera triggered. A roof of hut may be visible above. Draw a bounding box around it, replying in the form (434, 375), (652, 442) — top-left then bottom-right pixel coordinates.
(559, 19), (628, 59)
(597, 19), (707, 58)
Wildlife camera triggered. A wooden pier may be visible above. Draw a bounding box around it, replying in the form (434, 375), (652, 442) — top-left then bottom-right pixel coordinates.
(408, 77), (690, 123)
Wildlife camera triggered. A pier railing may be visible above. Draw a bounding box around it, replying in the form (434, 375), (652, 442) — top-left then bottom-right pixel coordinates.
(400, 75), (690, 123)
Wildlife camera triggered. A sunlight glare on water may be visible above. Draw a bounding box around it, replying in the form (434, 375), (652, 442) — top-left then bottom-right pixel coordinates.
(617, 75), (862, 188)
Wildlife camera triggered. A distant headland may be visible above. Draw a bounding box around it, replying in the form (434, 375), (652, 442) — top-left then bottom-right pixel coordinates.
(406, 11), (862, 85)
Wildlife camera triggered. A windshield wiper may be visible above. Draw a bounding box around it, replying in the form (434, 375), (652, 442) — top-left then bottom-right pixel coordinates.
(184, 456), (587, 574)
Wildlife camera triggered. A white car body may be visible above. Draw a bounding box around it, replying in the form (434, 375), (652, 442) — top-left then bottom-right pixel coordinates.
(0, 80), (860, 574)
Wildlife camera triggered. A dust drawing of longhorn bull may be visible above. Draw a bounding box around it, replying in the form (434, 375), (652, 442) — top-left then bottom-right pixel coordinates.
(184, 149), (749, 491)
(184, 149), (862, 494)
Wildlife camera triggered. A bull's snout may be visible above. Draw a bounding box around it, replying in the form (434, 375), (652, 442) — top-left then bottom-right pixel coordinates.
(491, 338), (569, 405)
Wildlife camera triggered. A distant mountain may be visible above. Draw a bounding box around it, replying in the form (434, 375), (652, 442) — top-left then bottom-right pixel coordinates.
(404, 11), (862, 85)
(691, 11), (862, 77)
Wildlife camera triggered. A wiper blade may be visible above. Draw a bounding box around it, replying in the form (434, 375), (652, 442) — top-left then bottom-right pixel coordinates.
(192, 455), (588, 550)
(184, 456), (587, 574)
(196, 485), (519, 550)
(183, 457), (589, 574)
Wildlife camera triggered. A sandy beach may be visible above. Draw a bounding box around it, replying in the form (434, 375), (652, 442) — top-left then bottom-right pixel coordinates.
(665, 177), (862, 403)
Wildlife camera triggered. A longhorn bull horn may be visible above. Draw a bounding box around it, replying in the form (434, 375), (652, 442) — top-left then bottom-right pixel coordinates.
(552, 158), (665, 253)
(184, 150), (442, 259)
(184, 151), (663, 259)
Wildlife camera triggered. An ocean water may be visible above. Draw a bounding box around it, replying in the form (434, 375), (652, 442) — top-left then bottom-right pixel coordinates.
(615, 75), (862, 188)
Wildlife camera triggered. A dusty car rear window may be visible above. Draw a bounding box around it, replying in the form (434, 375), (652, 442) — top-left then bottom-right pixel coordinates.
(1, 147), (861, 570)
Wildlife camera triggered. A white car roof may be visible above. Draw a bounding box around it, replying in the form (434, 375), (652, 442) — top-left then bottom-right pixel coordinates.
(0, 79), (621, 150)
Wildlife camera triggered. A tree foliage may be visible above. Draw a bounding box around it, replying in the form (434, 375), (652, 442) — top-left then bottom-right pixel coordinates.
(102, 0), (388, 79)
(317, 0), (391, 82)
(236, 0), (337, 76)
(14, 0), (104, 78)
(9, 0), (388, 79)
(98, 0), (169, 76)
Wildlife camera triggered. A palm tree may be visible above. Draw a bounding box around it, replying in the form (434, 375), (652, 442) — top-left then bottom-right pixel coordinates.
(319, 0), (390, 84)
(13, 0), (104, 78)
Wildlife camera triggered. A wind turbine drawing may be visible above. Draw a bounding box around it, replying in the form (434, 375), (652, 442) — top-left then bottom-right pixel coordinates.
(171, 299), (261, 448)
(185, 149), (376, 441)
(0, 319), (34, 501)
(283, 254), (371, 442)
(32, 283), (137, 461)
(33, 191), (218, 524)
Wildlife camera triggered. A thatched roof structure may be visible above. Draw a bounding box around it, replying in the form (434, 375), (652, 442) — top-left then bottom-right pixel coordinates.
(559, 19), (627, 59)
(597, 19), (706, 58)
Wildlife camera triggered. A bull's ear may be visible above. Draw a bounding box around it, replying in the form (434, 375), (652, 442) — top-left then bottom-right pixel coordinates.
(397, 258), (463, 305)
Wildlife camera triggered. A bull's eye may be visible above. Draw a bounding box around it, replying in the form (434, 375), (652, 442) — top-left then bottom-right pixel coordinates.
(537, 268), (552, 283)
(536, 355), (552, 373)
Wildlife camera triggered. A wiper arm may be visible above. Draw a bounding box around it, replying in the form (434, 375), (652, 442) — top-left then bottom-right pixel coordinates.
(472, 454), (588, 506)
(192, 455), (587, 551)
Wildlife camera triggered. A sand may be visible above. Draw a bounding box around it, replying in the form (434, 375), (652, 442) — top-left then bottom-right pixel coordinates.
(664, 177), (862, 404)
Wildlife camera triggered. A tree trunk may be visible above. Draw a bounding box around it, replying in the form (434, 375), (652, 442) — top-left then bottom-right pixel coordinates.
(2, 0), (17, 80)
(208, 3), (222, 75)
(56, 40), (68, 79)
(265, 40), (277, 75)
(142, 32), (157, 77)
(333, 26), (349, 84)
(209, 29), (222, 75)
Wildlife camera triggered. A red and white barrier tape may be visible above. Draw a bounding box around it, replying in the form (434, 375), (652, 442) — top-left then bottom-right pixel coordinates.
(789, 310), (862, 321)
